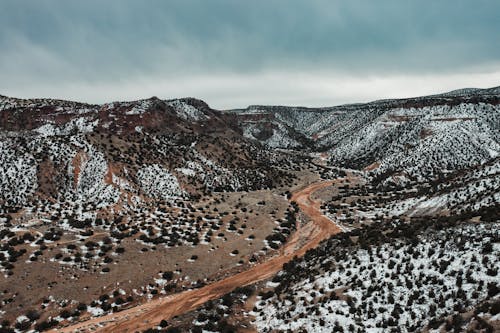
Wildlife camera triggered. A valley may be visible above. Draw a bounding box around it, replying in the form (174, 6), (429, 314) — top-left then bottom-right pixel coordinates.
(0, 87), (498, 332)
(54, 176), (348, 332)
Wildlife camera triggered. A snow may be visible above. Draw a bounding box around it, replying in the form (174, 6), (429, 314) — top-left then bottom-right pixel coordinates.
(363, 159), (500, 217)
(242, 121), (301, 149)
(0, 143), (38, 205)
(34, 123), (58, 136)
(236, 98), (500, 184)
(137, 164), (183, 200)
(34, 118), (98, 136)
(167, 99), (208, 121)
(16, 315), (29, 323)
(69, 147), (120, 207)
(176, 167), (196, 177)
(487, 148), (499, 158)
(335, 103), (500, 179)
(125, 99), (152, 115)
(255, 223), (499, 333)
(86, 306), (104, 317)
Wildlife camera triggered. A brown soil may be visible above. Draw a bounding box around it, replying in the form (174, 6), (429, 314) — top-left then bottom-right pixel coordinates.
(364, 161), (380, 171)
(71, 151), (86, 188)
(53, 177), (350, 332)
(386, 115), (415, 122)
(431, 117), (476, 122)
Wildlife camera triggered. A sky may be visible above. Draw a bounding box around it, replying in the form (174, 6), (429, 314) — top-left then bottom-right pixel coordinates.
(1, 0), (499, 109)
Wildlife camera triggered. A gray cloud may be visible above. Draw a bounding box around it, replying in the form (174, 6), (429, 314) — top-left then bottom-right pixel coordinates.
(1, 0), (499, 108)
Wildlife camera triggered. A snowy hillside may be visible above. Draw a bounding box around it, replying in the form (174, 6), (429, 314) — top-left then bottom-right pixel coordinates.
(232, 86), (500, 182)
(331, 102), (500, 179)
(253, 220), (499, 332)
(0, 95), (294, 213)
(0, 88), (498, 333)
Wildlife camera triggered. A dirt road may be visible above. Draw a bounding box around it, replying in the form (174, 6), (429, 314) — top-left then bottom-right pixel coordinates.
(54, 178), (346, 332)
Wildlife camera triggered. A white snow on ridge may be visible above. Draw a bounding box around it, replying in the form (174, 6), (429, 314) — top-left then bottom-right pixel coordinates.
(34, 118), (98, 136)
(167, 100), (208, 121)
(125, 99), (153, 115)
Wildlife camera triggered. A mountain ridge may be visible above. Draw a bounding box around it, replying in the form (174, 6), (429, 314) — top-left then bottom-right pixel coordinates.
(3, 84), (499, 113)
(0, 85), (498, 332)
(2, 85), (499, 188)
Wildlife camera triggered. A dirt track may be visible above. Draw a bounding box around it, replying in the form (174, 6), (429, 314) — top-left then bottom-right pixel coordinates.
(54, 178), (346, 332)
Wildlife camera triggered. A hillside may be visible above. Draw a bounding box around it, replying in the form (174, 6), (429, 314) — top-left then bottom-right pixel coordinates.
(0, 95), (298, 208)
(0, 87), (498, 332)
(254, 219), (499, 332)
(233, 86), (500, 183)
(0, 94), (308, 331)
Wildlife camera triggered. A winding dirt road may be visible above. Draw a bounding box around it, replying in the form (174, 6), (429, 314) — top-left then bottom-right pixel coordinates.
(55, 178), (345, 332)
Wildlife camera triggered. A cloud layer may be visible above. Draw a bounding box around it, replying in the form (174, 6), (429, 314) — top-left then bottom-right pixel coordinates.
(1, 0), (499, 108)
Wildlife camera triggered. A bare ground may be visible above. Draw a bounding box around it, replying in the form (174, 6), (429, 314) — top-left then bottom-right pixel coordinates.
(53, 176), (355, 332)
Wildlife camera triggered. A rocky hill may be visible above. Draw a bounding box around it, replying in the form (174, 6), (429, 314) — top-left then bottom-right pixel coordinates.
(253, 218), (499, 332)
(232, 86), (500, 183)
(3, 86), (498, 212)
(0, 87), (498, 332)
(0, 95), (297, 211)
(0, 93), (308, 331)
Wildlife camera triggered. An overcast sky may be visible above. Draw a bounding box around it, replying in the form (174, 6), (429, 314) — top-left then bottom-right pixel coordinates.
(1, 0), (499, 109)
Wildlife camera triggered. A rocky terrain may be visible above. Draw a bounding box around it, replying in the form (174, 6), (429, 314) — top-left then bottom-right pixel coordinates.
(0, 87), (498, 332)
(235, 86), (500, 182)
(0, 94), (306, 331)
